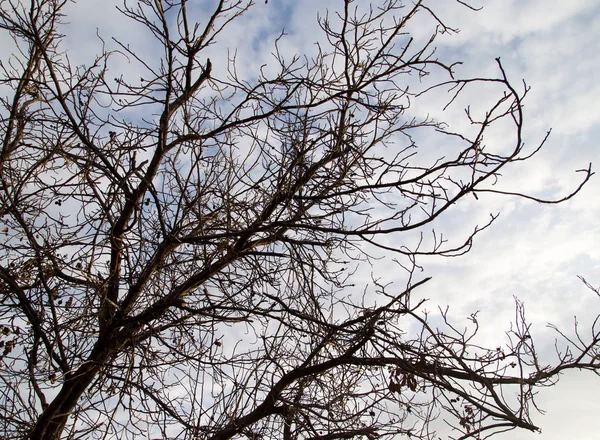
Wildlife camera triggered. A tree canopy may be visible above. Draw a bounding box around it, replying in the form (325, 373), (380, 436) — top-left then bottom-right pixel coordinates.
(0, 1), (597, 439)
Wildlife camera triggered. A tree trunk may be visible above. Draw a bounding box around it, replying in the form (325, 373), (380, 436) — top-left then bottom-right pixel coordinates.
(28, 340), (112, 439)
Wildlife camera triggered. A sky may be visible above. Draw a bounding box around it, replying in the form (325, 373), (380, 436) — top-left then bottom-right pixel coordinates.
(400, 1), (600, 438)
(4, 0), (600, 438)
(415, 2), (600, 438)
(397, 1), (600, 438)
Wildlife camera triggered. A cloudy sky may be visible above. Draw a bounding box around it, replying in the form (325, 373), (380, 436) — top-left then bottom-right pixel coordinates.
(415, 2), (600, 438)
(17, 0), (600, 438)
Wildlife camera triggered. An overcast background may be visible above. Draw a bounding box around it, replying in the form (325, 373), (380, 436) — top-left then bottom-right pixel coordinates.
(10, 0), (600, 438)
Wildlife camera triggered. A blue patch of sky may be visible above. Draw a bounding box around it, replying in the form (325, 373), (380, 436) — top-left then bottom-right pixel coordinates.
(250, 1), (297, 52)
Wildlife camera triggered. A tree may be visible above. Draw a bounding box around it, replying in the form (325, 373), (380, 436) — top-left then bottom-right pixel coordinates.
(0, 0), (597, 439)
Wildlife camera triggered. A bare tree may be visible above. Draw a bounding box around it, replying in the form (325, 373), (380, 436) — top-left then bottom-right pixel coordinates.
(0, 0), (597, 439)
